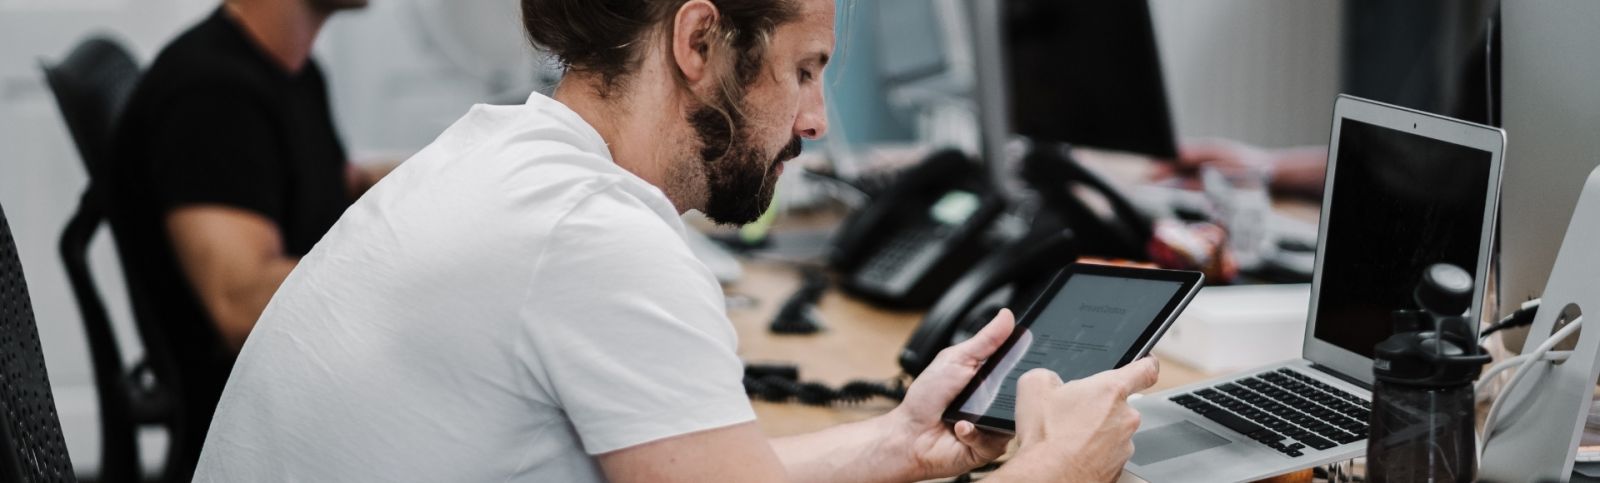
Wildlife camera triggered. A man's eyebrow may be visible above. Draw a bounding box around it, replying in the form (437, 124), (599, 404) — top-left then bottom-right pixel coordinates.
(813, 52), (831, 68)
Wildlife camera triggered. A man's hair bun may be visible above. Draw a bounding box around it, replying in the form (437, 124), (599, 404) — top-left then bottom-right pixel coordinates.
(521, 0), (660, 81)
(522, 0), (801, 93)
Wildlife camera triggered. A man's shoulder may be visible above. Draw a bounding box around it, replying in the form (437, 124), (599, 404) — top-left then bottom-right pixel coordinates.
(130, 20), (274, 111)
(440, 104), (676, 231)
(534, 178), (708, 283)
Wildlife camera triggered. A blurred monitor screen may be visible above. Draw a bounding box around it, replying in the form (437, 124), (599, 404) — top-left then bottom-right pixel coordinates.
(1004, 0), (1178, 158)
(876, 0), (950, 85)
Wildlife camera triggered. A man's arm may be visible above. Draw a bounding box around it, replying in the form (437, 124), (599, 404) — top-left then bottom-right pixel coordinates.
(597, 422), (788, 482)
(166, 205), (298, 351)
(594, 399), (930, 483)
(345, 161), (400, 200)
(768, 312), (1018, 483)
(1156, 139), (1329, 197)
(767, 413), (938, 483)
(604, 312), (1017, 483)
(595, 309), (1155, 483)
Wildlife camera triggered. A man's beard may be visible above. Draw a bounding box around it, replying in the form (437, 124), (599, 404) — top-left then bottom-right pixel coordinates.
(688, 101), (803, 225)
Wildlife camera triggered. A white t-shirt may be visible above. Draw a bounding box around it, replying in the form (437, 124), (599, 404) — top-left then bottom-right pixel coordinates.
(193, 92), (756, 482)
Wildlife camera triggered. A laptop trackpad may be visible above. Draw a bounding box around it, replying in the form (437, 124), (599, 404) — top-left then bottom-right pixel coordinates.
(1130, 421), (1232, 466)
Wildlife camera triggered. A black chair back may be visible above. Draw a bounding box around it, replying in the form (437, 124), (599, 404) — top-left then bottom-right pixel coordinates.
(0, 201), (77, 483)
(42, 35), (164, 483)
(41, 35), (139, 177)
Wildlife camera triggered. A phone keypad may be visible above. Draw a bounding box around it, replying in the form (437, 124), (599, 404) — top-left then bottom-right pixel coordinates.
(858, 225), (947, 286)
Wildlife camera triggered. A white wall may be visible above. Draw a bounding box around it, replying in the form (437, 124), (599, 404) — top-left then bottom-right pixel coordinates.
(1151, 0), (1344, 148)
(318, 0), (552, 156)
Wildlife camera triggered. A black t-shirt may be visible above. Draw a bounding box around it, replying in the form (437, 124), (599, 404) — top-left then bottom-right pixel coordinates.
(108, 7), (349, 468)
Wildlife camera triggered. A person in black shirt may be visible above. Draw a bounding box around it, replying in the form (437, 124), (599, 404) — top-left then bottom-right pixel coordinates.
(108, 0), (375, 477)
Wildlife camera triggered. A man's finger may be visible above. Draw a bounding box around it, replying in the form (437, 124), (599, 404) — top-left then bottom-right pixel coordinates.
(955, 420), (1013, 459)
(1093, 357), (1161, 399)
(951, 309), (1015, 361)
(1013, 368), (1062, 445)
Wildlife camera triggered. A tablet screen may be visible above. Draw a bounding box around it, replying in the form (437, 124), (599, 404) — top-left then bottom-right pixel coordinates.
(957, 274), (1185, 422)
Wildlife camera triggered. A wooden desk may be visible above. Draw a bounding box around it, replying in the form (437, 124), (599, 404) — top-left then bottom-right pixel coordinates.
(725, 260), (1215, 438)
(724, 151), (1323, 481)
(729, 149), (1316, 438)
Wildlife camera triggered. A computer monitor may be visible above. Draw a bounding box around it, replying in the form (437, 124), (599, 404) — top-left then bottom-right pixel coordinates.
(1496, 1), (1600, 322)
(875, 0), (952, 85)
(1002, 0), (1178, 159)
(970, 0), (1179, 186)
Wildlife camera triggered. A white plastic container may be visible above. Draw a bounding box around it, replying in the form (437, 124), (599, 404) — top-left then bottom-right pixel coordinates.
(1154, 284), (1311, 374)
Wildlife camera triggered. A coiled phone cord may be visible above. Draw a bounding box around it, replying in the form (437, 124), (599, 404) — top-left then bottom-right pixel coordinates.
(742, 363), (907, 406)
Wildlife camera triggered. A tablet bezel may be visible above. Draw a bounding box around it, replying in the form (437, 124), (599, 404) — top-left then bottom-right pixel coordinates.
(942, 263), (1204, 433)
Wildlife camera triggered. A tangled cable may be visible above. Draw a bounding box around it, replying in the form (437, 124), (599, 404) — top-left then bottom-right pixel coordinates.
(742, 364), (907, 406)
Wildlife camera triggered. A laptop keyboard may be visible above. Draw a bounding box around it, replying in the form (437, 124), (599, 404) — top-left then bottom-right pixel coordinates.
(1168, 368), (1371, 458)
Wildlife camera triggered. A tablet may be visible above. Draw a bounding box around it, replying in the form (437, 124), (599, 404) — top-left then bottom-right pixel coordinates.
(944, 263), (1204, 433)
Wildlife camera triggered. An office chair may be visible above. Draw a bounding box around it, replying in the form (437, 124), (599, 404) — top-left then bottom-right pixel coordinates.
(42, 35), (172, 483)
(0, 201), (78, 483)
(41, 35), (139, 176)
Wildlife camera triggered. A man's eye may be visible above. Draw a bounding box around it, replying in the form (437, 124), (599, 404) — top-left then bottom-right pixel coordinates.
(799, 69), (815, 82)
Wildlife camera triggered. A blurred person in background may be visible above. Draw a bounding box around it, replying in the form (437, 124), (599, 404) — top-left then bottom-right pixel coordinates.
(108, 0), (382, 477)
(1158, 0), (1499, 198)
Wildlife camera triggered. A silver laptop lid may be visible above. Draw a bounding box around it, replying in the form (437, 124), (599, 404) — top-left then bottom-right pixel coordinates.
(1303, 95), (1506, 385)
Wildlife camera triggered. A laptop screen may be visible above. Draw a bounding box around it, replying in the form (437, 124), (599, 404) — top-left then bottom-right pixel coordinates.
(1312, 118), (1493, 359)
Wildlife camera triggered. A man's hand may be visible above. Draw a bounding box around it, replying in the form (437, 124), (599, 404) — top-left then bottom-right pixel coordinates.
(992, 358), (1161, 482)
(882, 309), (1018, 480)
(1169, 138), (1276, 174)
(1153, 138), (1329, 197)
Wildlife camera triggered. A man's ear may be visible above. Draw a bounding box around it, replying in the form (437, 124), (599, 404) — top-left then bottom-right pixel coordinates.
(671, 0), (720, 84)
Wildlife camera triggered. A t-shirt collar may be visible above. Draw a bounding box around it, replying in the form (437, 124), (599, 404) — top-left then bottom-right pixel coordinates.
(525, 91), (614, 162)
(522, 91), (683, 216)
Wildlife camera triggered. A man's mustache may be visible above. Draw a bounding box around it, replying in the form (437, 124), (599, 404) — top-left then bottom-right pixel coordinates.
(775, 136), (804, 164)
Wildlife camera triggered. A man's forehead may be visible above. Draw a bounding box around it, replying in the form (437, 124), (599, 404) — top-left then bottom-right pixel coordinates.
(779, 0), (837, 58)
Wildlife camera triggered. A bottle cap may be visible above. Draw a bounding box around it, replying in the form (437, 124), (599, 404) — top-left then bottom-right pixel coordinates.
(1415, 264), (1473, 317)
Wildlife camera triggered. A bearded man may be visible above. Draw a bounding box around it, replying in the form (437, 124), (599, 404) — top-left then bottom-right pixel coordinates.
(193, 1), (1157, 481)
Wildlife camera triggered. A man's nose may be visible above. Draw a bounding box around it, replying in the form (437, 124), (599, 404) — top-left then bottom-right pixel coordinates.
(794, 91), (828, 140)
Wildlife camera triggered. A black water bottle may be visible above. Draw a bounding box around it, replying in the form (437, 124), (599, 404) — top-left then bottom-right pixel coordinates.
(1367, 264), (1491, 483)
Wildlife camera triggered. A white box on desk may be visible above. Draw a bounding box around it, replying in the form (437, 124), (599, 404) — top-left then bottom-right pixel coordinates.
(1153, 284), (1310, 374)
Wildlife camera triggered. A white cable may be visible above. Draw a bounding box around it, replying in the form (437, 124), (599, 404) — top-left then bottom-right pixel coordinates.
(1478, 315), (1584, 458)
(1476, 351), (1572, 395)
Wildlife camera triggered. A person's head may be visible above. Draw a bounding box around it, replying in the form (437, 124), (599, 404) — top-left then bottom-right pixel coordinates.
(522, 0), (835, 225)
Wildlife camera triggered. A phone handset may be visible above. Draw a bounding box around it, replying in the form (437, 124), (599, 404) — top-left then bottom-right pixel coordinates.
(828, 149), (1006, 309)
(899, 230), (1078, 376)
(1021, 143), (1154, 261)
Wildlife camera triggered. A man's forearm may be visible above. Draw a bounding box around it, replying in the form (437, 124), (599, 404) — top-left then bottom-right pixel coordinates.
(347, 161), (401, 200)
(770, 415), (921, 483)
(977, 442), (1074, 483)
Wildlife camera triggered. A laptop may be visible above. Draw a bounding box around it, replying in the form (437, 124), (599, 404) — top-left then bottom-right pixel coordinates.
(1124, 95), (1506, 483)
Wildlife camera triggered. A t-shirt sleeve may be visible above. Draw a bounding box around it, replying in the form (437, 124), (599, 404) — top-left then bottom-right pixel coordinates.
(519, 185), (755, 455)
(145, 89), (287, 221)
